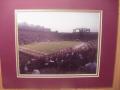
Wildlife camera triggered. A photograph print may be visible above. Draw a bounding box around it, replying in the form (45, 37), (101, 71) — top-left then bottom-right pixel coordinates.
(15, 10), (102, 77)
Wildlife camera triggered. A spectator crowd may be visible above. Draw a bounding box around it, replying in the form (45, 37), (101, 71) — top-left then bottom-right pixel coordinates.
(20, 40), (98, 74)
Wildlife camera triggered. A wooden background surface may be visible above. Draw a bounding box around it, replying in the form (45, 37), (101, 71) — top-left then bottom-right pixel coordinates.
(0, 1), (120, 90)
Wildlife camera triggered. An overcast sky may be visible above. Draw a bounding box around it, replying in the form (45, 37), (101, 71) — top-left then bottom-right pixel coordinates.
(16, 11), (101, 33)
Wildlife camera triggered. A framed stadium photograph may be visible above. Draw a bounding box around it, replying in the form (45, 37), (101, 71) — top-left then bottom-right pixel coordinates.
(15, 10), (102, 78)
(0, 0), (118, 89)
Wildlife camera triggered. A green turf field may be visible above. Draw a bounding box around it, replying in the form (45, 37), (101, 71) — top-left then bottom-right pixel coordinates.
(20, 41), (80, 54)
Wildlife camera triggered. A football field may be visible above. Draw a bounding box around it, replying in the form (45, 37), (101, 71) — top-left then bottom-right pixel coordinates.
(19, 41), (81, 55)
